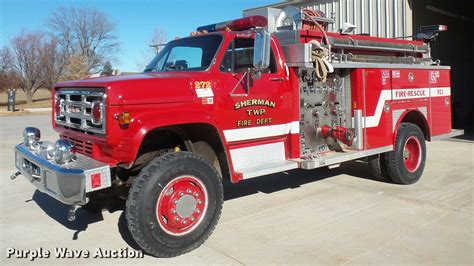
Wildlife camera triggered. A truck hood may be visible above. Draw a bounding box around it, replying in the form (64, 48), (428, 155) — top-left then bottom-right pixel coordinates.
(54, 72), (198, 105)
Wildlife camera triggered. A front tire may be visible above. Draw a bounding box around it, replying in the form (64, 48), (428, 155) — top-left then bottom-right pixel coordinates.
(385, 123), (426, 185)
(126, 152), (223, 257)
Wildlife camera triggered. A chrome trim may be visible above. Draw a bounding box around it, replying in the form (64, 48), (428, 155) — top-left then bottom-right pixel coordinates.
(15, 143), (111, 205)
(55, 89), (106, 134)
(354, 109), (364, 150)
(332, 62), (451, 70)
(300, 145), (393, 170)
(431, 129), (464, 141)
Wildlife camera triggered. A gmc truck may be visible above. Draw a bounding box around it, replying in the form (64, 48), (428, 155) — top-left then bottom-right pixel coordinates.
(12, 6), (463, 257)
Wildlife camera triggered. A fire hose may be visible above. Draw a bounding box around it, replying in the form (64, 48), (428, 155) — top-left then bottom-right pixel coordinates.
(309, 40), (334, 82)
(303, 9), (334, 82)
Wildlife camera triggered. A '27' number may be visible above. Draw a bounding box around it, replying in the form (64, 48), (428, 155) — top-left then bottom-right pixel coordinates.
(195, 81), (211, 89)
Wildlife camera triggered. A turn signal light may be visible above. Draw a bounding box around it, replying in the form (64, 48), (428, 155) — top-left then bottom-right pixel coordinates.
(117, 112), (131, 129)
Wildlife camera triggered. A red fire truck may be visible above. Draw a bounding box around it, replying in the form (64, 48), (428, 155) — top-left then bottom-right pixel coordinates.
(12, 6), (462, 257)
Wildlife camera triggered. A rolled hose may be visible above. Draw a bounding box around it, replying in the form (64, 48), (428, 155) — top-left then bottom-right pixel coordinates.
(302, 9), (331, 46)
(309, 40), (333, 82)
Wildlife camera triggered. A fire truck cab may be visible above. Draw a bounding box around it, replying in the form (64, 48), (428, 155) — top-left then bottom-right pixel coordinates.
(12, 6), (463, 258)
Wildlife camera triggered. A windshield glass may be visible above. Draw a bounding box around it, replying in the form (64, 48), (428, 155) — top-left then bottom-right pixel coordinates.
(144, 35), (223, 72)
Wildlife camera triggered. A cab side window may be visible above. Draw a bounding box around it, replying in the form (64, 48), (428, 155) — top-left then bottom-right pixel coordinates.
(220, 38), (277, 73)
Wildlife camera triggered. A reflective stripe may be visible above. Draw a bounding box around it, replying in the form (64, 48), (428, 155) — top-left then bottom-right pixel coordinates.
(223, 121), (299, 142)
(366, 87), (450, 128)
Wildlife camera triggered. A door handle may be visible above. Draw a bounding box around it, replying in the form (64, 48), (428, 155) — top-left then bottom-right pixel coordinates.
(270, 77), (284, 81)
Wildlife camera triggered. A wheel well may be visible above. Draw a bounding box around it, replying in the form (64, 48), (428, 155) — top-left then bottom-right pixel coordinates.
(400, 110), (430, 141)
(130, 123), (230, 180)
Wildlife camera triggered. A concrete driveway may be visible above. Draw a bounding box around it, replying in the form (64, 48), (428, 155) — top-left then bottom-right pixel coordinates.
(1, 114), (472, 264)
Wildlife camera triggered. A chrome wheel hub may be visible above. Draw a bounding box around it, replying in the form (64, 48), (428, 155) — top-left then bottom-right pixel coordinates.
(176, 195), (197, 218)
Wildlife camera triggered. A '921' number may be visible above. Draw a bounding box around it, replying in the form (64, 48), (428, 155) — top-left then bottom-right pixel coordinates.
(194, 81), (211, 89)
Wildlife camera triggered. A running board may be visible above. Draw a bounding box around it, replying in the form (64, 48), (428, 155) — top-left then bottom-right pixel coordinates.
(238, 161), (298, 179)
(300, 145), (393, 170)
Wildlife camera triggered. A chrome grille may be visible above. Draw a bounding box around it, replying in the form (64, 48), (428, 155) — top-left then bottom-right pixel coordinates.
(55, 89), (106, 134)
(61, 134), (94, 156)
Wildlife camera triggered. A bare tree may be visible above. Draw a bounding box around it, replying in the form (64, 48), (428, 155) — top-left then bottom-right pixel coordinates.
(40, 37), (67, 93)
(136, 28), (167, 70)
(0, 47), (19, 93)
(48, 6), (119, 73)
(10, 31), (46, 103)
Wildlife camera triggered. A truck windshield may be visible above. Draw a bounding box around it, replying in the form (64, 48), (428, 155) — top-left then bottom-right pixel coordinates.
(144, 35), (223, 72)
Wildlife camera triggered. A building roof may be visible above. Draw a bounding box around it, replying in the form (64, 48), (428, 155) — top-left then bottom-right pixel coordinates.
(243, 0), (315, 12)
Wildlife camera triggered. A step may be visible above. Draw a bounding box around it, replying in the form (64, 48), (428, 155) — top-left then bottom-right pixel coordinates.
(237, 160), (299, 179)
(300, 145), (393, 170)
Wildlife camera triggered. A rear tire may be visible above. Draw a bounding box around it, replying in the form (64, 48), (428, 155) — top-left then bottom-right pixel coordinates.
(368, 153), (389, 180)
(126, 152), (223, 257)
(385, 123), (426, 185)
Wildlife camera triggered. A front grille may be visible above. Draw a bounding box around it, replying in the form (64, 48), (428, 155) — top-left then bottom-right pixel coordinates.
(55, 89), (106, 135)
(61, 134), (94, 156)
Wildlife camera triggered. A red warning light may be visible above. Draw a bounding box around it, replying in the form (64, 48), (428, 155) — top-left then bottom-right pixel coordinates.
(197, 16), (267, 33)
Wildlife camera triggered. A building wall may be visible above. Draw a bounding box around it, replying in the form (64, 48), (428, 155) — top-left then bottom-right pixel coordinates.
(244, 0), (413, 38)
(411, 0), (473, 131)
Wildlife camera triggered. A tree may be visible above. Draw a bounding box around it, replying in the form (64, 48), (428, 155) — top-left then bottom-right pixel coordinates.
(47, 6), (119, 73)
(59, 54), (89, 81)
(136, 27), (167, 70)
(10, 31), (47, 103)
(0, 47), (19, 93)
(101, 61), (113, 76)
(40, 37), (67, 92)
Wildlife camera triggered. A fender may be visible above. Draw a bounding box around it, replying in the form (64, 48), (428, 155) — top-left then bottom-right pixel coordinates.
(112, 103), (226, 163)
(392, 108), (431, 142)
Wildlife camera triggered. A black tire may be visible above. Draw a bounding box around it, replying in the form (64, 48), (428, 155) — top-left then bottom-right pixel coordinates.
(368, 153), (389, 180)
(82, 192), (125, 213)
(126, 152), (223, 258)
(385, 123), (426, 185)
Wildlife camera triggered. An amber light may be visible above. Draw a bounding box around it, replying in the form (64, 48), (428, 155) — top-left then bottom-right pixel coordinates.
(117, 112), (131, 129)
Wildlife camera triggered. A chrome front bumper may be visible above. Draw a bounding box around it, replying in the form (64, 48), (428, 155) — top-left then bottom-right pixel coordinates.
(14, 144), (111, 205)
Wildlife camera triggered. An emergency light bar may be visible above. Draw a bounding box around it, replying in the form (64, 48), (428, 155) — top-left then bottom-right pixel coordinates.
(420, 25), (448, 33)
(197, 16), (267, 33)
(416, 25), (448, 42)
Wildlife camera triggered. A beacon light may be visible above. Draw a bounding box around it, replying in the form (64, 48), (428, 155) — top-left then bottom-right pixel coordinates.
(196, 16), (267, 33)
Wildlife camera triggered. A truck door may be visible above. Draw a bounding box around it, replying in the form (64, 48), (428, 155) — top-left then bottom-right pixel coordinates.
(214, 37), (293, 142)
(213, 36), (297, 179)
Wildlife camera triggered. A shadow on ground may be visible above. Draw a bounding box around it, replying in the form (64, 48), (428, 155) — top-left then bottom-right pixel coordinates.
(32, 191), (103, 240)
(31, 159), (391, 253)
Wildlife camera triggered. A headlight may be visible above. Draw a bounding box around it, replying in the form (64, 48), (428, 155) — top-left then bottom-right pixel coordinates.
(91, 100), (103, 125)
(54, 97), (64, 119)
(23, 127), (41, 149)
(53, 139), (75, 164)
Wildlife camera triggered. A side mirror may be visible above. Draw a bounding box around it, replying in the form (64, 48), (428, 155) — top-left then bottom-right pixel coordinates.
(253, 28), (271, 79)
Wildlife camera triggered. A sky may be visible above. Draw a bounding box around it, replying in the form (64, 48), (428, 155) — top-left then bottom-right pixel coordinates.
(0, 0), (278, 72)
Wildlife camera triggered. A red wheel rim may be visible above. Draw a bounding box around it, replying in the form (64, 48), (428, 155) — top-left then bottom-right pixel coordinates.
(403, 136), (422, 172)
(156, 175), (208, 236)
